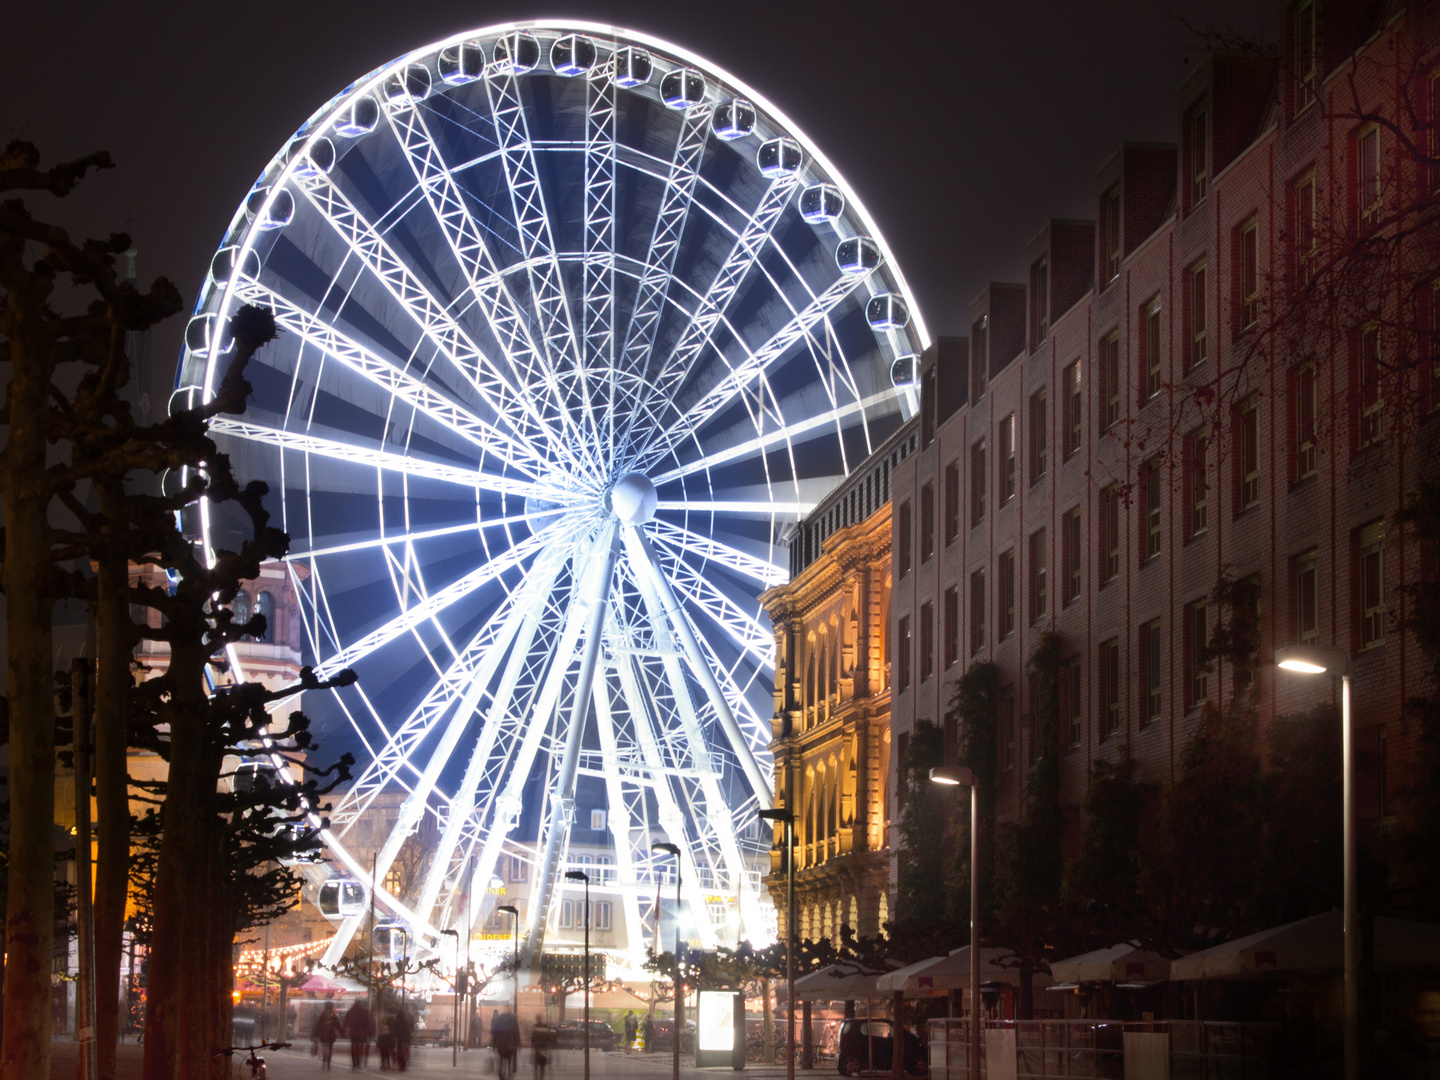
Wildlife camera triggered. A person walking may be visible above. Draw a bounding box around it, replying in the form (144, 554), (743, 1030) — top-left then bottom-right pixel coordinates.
(531, 1014), (555, 1080)
(315, 1003), (341, 1070)
(624, 1010), (637, 1051)
(344, 999), (373, 1071)
(643, 1014), (655, 1054)
(470, 1005), (483, 1049)
(492, 1009), (520, 1080)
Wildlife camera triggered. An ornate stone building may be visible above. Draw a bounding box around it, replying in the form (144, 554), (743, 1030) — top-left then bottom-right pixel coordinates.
(759, 429), (916, 945)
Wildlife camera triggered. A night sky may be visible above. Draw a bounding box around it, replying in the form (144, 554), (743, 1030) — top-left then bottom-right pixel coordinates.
(9, 0), (1274, 374)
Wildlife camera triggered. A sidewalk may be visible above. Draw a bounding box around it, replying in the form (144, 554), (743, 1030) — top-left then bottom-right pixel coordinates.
(50, 1041), (801, 1079)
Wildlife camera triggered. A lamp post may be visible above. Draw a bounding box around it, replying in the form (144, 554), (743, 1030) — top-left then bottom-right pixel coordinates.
(497, 904), (520, 1019)
(565, 870), (593, 1080)
(758, 809), (796, 1080)
(442, 929), (460, 1066)
(1276, 644), (1356, 1080)
(652, 842), (683, 1080)
(930, 766), (980, 1080)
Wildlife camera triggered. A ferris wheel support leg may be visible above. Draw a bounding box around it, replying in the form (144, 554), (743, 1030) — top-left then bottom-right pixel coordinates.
(590, 658), (649, 956)
(523, 522), (622, 953)
(622, 526), (773, 809)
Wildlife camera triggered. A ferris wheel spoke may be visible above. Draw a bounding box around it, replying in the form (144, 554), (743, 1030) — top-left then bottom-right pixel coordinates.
(308, 522), (561, 681)
(616, 103), (710, 407)
(654, 390), (892, 484)
(208, 417), (546, 499)
(485, 72), (586, 377)
(616, 173), (800, 460)
(634, 271), (872, 472)
(294, 173), (581, 471)
(648, 520), (786, 586)
(286, 512), (537, 562)
(583, 65), (618, 449)
(234, 275), (546, 477)
(383, 101), (601, 476)
(588, 667), (649, 953)
(621, 524), (772, 808)
(656, 498), (815, 518)
(651, 543), (777, 663)
(329, 543), (569, 834)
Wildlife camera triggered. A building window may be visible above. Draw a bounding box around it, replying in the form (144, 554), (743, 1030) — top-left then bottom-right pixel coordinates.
(1100, 484), (1121, 584)
(970, 440), (986, 526)
(971, 316), (988, 401)
(1293, 170), (1316, 288)
(1141, 618), (1162, 726)
(1031, 256), (1049, 347)
(919, 601), (934, 682)
(1426, 280), (1440, 413)
(1359, 519), (1386, 649)
(596, 855), (614, 883)
(560, 899), (575, 929)
(1292, 361), (1318, 480)
(1237, 217), (1259, 331)
(896, 614), (911, 691)
(944, 461), (960, 544)
(1142, 297), (1162, 400)
(1100, 638), (1121, 738)
(1063, 360), (1083, 457)
(1187, 104), (1208, 206)
(1184, 600), (1209, 709)
(1030, 389), (1048, 482)
(1357, 323), (1383, 450)
(970, 570), (986, 655)
(920, 481), (935, 561)
(1185, 426), (1209, 537)
(1063, 657), (1082, 748)
(998, 551), (1016, 639)
(1028, 529), (1047, 624)
(1101, 332), (1121, 432)
(1102, 184), (1122, 282)
(897, 500), (912, 577)
(1187, 261), (1208, 370)
(591, 809), (607, 831)
(1237, 398), (1260, 511)
(1356, 125), (1382, 228)
(1000, 414), (1016, 502)
(999, 686), (1015, 771)
(1294, 547), (1319, 645)
(1294, 0), (1316, 112)
(1141, 458), (1162, 562)
(594, 901), (613, 932)
(1063, 507), (1082, 605)
(943, 586), (959, 668)
(509, 855), (528, 882)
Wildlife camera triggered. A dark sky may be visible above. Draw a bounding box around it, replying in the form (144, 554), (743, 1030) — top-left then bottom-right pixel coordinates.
(8, 0), (1275, 367)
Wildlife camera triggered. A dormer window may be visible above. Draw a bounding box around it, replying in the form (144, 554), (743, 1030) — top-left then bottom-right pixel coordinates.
(1102, 186), (1121, 282)
(1187, 105), (1209, 206)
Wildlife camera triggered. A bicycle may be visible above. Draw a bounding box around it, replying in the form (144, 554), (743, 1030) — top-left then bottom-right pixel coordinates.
(215, 1040), (291, 1079)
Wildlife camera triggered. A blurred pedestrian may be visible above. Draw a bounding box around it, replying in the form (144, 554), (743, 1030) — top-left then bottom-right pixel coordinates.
(314, 1002), (341, 1070)
(624, 1010), (637, 1051)
(344, 999), (373, 1071)
(1378, 986), (1440, 1079)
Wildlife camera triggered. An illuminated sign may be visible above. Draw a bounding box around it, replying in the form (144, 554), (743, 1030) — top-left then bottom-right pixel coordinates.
(696, 990), (737, 1053)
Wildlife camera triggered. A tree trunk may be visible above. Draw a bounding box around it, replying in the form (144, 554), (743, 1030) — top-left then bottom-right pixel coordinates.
(206, 854), (232, 1080)
(1, 325), (57, 1080)
(142, 638), (208, 1080)
(92, 479), (130, 1080)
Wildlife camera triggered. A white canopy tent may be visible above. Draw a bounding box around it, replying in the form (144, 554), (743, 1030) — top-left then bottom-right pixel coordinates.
(875, 947), (1053, 995)
(1048, 943), (1172, 986)
(1171, 910), (1440, 980)
(784, 960), (908, 1003)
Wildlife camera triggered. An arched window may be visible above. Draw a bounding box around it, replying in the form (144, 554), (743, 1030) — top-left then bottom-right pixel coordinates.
(255, 590), (276, 640)
(231, 590), (252, 625)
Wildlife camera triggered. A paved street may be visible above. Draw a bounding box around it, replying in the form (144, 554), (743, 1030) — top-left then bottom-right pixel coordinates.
(49, 1041), (804, 1080)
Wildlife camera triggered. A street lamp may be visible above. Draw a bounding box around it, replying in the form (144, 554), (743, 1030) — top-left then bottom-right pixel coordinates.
(497, 904), (520, 1020)
(565, 870), (593, 1080)
(757, 809), (796, 1080)
(1275, 644), (1356, 1080)
(441, 929), (460, 1066)
(930, 766), (980, 1080)
(652, 842), (683, 1080)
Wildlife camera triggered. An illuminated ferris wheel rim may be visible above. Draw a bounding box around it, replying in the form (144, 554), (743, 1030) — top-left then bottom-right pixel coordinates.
(180, 19), (926, 970)
(196, 18), (930, 398)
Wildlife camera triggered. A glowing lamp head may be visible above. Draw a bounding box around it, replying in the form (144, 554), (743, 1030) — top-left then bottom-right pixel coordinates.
(930, 765), (977, 788)
(1275, 645), (1350, 677)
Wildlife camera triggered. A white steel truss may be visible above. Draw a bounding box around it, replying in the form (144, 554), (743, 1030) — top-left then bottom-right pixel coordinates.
(185, 23), (925, 982)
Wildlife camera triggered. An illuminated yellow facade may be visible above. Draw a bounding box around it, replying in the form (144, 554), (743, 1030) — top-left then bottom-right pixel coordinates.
(760, 453), (900, 946)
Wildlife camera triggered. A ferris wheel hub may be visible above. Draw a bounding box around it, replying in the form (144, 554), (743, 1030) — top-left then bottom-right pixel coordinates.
(607, 472), (657, 524)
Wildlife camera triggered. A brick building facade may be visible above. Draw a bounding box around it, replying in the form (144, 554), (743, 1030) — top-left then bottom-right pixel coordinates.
(780, 1), (1440, 914)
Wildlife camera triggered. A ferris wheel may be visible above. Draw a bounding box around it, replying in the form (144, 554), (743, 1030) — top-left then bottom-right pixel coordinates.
(175, 21), (926, 973)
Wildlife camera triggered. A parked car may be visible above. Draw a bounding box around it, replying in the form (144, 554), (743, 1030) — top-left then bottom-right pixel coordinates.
(836, 1018), (926, 1076)
(555, 1019), (618, 1052)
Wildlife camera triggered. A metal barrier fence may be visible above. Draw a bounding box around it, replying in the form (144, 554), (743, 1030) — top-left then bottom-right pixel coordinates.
(927, 1018), (1284, 1079)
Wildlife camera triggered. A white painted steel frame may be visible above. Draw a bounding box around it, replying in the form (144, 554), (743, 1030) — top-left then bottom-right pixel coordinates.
(178, 21), (926, 982)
